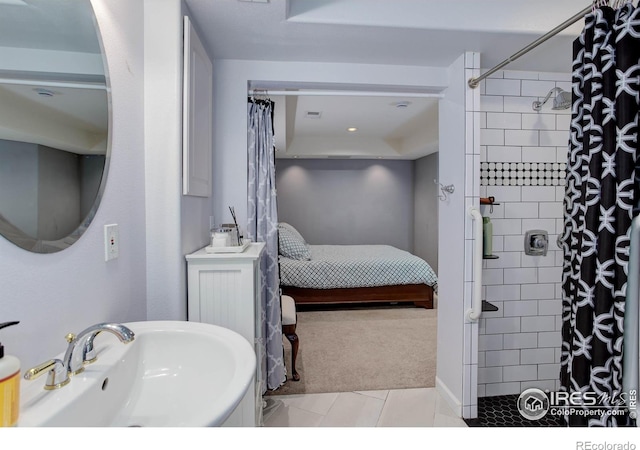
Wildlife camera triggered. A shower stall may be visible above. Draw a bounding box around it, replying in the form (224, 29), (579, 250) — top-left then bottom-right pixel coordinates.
(465, 1), (640, 427)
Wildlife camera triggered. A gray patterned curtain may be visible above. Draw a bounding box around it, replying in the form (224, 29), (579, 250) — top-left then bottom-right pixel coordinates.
(247, 98), (286, 391)
(561, 3), (639, 427)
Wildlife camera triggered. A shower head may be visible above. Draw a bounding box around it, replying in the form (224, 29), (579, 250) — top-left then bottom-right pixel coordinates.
(553, 90), (572, 110)
(532, 87), (572, 111)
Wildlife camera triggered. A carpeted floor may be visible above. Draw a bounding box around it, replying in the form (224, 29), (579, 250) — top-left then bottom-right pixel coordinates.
(269, 304), (438, 395)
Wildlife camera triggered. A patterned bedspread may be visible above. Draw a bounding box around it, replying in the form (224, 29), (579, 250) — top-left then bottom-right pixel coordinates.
(279, 245), (438, 289)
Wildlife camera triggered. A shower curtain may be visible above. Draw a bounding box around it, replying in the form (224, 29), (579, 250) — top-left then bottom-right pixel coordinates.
(247, 98), (286, 391)
(561, 2), (639, 427)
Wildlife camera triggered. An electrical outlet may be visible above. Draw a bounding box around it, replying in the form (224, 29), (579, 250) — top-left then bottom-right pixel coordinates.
(104, 224), (119, 261)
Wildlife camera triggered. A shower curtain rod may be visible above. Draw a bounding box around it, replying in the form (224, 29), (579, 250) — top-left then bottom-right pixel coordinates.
(249, 89), (444, 99)
(468, 4), (592, 88)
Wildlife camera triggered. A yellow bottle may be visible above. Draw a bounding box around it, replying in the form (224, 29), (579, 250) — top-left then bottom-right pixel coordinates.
(0, 321), (20, 427)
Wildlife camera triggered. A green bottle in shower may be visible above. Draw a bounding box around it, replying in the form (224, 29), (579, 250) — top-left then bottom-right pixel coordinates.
(483, 216), (493, 257)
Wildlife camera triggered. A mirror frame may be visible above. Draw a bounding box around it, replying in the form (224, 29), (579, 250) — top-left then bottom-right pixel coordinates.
(0, 1), (112, 253)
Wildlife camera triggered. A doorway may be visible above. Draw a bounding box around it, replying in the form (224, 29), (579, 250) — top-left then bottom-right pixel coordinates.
(271, 89), (440, 390)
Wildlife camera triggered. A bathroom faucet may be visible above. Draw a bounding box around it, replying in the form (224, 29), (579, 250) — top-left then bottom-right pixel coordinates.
(63, 323), (135, 375)
(24, 322), (135, 390)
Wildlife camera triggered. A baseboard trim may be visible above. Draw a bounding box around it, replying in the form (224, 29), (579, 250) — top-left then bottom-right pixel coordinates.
(435, 376), (462, 418)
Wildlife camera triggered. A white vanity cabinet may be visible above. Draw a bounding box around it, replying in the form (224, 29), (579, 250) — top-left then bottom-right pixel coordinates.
(185, 242), (265, 427)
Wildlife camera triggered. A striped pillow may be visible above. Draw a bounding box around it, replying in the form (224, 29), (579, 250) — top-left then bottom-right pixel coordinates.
(278, 224), (311, 260)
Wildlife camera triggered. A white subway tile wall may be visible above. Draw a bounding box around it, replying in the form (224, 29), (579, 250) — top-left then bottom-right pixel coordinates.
(478, 70), (568, 397)
(464, 56), (482, 417)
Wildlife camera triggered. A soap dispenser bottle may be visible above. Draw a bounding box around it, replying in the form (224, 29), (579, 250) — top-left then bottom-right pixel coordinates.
(0, 321), (20, 427)
(483, 216), (493, 257)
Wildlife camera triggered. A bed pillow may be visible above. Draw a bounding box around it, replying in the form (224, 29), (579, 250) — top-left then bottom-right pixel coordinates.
(278, 224), (311, 260)
(278, 222), (306, 243)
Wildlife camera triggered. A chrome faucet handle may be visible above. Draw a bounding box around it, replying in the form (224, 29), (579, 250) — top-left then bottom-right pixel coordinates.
(65, 331), (99, 365)
(24, 359), (70, 390)
(64, 333), (87, 375)
(83, 331), (101, 364)
(531, 235), (548, 249)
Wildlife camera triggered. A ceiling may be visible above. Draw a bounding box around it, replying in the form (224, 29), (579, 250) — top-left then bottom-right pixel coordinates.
(0, 0), (100, 53)
(3, 0), (589, 160)
(185, 0), (587, 72)
(0, 0), (107, 154)
(272, 94), (439, 159)
(186, 0), (587, 160)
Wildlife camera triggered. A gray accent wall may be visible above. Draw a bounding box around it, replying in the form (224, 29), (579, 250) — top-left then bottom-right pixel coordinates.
(413, 153), (438, 268)
(0, 140), (103, 241)
(276, 159), (414, 251)
(80, 155), (106, 219)
(0, 140), (38, 237)
(37, 145), (81, 240)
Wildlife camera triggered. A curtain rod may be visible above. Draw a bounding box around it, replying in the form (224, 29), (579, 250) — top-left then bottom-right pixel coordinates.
(249, 89), (444, 99)
(468, 4), (592, 89)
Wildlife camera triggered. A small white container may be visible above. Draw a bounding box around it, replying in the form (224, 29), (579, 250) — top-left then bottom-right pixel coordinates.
(211, 228), (231, 247)
(221, 224), (240, 246)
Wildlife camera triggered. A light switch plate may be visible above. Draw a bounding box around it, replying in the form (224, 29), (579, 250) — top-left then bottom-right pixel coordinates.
(104, 224), (119, 261)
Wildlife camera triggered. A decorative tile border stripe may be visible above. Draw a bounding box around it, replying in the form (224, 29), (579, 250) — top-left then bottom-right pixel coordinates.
(480, 162), (567, 187)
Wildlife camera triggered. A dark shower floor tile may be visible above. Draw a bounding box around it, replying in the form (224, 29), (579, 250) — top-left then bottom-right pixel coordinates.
(464, 394), (565, 427)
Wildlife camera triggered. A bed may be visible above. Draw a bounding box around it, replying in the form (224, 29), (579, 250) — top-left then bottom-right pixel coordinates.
(277, 223), (438, 309)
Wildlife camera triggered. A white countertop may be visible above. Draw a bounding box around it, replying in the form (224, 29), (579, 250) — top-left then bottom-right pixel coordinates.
(185, 241), (265, 261)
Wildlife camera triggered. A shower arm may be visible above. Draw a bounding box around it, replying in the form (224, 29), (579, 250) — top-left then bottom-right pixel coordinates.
(532, 87), (562, 111)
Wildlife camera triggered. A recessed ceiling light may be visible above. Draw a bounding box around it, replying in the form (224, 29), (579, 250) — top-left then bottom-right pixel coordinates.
(33, 88), (57, 97)
(347, 127), (358, 132)
(392, 101), (412, 109)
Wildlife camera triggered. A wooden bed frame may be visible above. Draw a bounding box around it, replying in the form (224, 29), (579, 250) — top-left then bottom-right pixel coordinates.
(281, 283), (434, 309)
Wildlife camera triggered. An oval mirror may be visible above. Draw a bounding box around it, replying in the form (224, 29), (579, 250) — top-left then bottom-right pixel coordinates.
(0, 0), (110, 253)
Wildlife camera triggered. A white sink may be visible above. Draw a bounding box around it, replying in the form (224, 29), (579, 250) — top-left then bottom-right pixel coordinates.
(19, 321), (256, 427)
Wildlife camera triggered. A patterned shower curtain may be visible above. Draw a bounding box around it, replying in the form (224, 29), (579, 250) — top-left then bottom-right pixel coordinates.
(247, 98), (286, 391)
(560, 2), (639, 427)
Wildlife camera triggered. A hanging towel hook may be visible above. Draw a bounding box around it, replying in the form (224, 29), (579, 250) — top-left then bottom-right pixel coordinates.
(434, 179), (455, 201)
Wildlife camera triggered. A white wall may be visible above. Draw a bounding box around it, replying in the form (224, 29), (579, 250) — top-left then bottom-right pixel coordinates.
(276, 158), (414, 250)
(212, 59), (449, 233)
(435, 53), (481, 419)
(477, 70), (570, 397)
(0, 0), (147, 371)
(143, 0), (184, 321)
(144, 0), (213, 321)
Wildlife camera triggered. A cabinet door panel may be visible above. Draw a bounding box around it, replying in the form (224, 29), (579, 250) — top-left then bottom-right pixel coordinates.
(183, 16), (212, 197)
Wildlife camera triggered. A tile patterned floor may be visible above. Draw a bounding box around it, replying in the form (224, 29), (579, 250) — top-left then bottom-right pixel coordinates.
(263, 387), (468, 427)
(464, 394), (564, 427)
